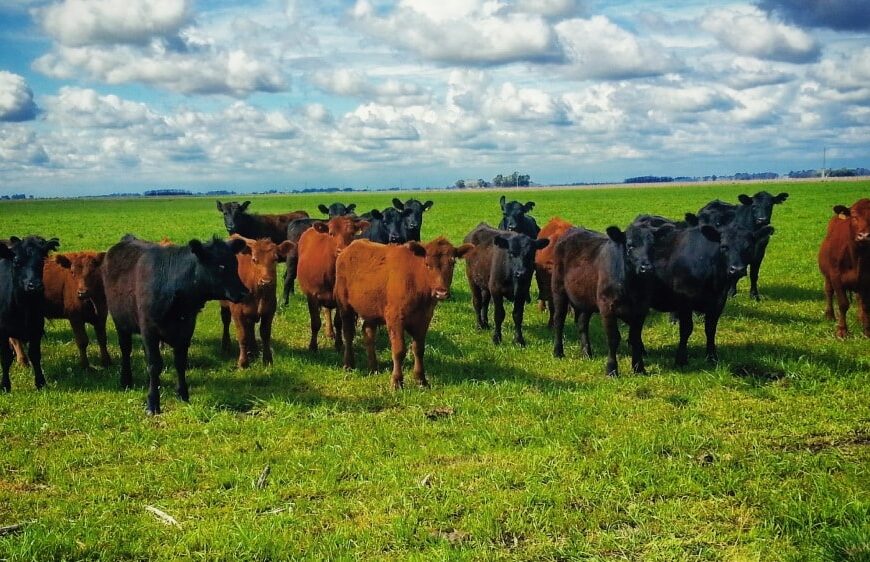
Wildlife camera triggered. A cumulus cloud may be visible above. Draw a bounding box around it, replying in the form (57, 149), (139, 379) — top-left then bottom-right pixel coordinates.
(36, 0), (191, 46)
(0, 71), (38, 122)
(701, 6), (821, 63)
(46, 87), (157, 129)
(351, 0), (562, 65)
(0, 127), (49, 165)
(555, 16), (681, 79)
(813, 47), (870, 91)
(757, 0), (870, 32)
(311, 70), (430, 106)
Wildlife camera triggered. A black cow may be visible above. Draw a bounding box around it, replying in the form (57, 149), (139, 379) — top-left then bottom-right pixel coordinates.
(551, 224), (666, 376)
(697, 191), (788, 300)
(464, 224), (549, 346)
(216, 200), (308, 244)
(359, 208), (407, 244)
(1, 236), (60, 391)
(498, 196), (540, 238)
(640, 220), (773, 366)
(102, 235), (248, 414)
(392, 198), (433, 241)
(282, 202), (357, 305)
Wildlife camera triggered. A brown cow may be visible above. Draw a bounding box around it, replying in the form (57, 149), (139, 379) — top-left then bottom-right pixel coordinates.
(335, 237), (473, 389)
(818, 199), (870, 338)
(221, 236), (294, 368)
(297, 216), (369, 352)
(11, 252), (110, 369)
(535, 217), (574, 326)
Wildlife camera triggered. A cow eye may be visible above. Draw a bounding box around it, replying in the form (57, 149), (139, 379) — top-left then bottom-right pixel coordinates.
(219, 264), (226, 271)
(251, 257), (259, 264)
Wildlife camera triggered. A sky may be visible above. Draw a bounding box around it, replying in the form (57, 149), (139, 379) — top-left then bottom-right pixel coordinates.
(0, 0), (869, 197)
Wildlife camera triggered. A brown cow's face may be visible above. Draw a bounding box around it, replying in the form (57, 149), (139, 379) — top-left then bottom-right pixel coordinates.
(328, 216), (369, 249)
(849, 200), (870, 245)
(239, 238), (295, 288)
(416, 238), (474, 300)
(56, 252), (105, 299)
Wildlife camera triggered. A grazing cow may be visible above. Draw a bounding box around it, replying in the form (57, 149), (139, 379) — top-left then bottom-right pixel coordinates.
(818, 199), (870, 338)
(1, 236), (60, 391)
(216, 200), (308, 244)
(282, 203), (357, 305)
(498, 196), (541, 238)
(552, 224), (666, 376)
(697, 191), (788, 300)
(221, 236), (294, 368)
(534, 217), (574, 326)
(335, 237), (473, 389)
(464, 224), (549, 346)
(392, 198), (433, 241)
(102, 235), (248, 414)
(297, 216), (369, 352)
(359, 208), (407, 244)
(640, 220), (773, 365)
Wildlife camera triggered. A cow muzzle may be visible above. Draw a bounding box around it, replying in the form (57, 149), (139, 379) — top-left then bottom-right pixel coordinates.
(728, 265), (746, 277)
(433, 289), (450, 300)
(639, 263), (653, 274)
(77, 289), (91, 299)
(856, 232), (869, 243)
(257, 278), (275, 288)
(25, 280), (43, 293)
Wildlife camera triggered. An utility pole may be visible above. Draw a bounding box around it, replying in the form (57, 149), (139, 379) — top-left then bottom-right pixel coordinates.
(822, 147), (827, 179)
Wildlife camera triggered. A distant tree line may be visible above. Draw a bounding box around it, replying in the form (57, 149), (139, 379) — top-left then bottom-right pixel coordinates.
(624, 176), (674, 184)
(454, 172), (530, 189)
(0, 194), (32, 200)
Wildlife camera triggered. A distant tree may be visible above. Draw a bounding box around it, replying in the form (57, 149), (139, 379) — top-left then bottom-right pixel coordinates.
(478, 179), (489, 188)
(455, 179), (466, 189)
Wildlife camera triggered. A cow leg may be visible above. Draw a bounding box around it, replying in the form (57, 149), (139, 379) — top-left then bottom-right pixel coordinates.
(260, 313), (274, 365)
(833, 284), (850, 338)
(628, 318), (646, 374)
(233, 313), (251, 369)
(281, 253), (298, 306)
(552, 288), (569, 358)
(9, 338), (28, 367)
(602, 313), (620, 377)
(306, 295), (321, 352)
(363, 321), (378, 372)
(340, 308), (357, 370)
(118, 329), (133, 389)
(143, 335), (163, 415)
(728, 279), (738, 298)
(173, 344), (190, 403)
(410, 327), (429, 388)
(480, 289), (491, 329)
(578, 311), (592, 358)
(748, 259), (762, 301)
(470, 284), (485, 329)
(70, 318), (90, 369)
(323, 306), (336, 340)
(704, 312), (720, 363)
(857, 291), (870, 338)
(220, 305), (232, 352)
(332, 309), (343, 351)
(1, 340), (12, 392)
(512, 298), (527, 347)
(27, 337), (46, 389)
(492, 294), (505, 345)
(387, 322), (407, 390)
(823, 277), (835, 320)
(676, 311), (693, 367)
(93, 316), (111, 367)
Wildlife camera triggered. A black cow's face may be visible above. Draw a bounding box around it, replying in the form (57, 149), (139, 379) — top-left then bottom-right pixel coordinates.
(699, 207), (736, 228)
(318, 202), (356, 217)
(393, 198), (433, 240)
(189, 237), (250, 302)
(381, 207), (407, 244)
(500, 196), (535, 232)
(609, 225), (660, 276)
(739, 191), (788, 226)
(494, 234), (548, 301)
(216, 200), (251, 234)
(2, 236), (59, 295)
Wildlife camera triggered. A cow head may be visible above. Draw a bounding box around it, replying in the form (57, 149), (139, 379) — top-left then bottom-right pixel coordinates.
(313, 216), (371, 249)
(407, 237), (474, 300)
(610, 224), (670, 277)
(2, 236), (60, 295)
(499, 196), (536, 233)
(494, 233), (549, 302)
(318, 202), (357, 217)
(55, 252), (105, 300)
(232, 235), (295, 288)
(836, 199), (870, 244)
(216, 200), (251, 234)
(738, 191), (788, 226)
(705, 224), (774, 280)
(393, 198), (433, 242)
(189, 237), (250, 303)
(368, 208), (406, 244)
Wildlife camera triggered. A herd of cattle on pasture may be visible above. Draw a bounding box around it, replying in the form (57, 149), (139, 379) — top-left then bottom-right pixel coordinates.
(1, 192), (868, 414)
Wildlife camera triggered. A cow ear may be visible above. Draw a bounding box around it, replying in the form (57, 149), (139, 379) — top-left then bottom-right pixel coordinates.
(46, 237), (60, 252)
(9, 236), (21, 245)
(454, 243), (474, 259)
(833, 205), (850, 216)
(494, 236), (509, 249)
(277, 240), (296, 258)
(606, 226), (625, 244)
(0, 244), (13, 260)
(422, 200), (434, 211)
(407, 241), (426, 257)
(369, 209), (383, 220)
(189, 239), (206, 259)
(312, 221), (329, 233)
(684, 213), (699, 226)
(700, 225), (721, 243)
(534, 237), (550, 250)
(355, 220), (370, 234)
(54, 255), (72, 268)
(392, 198), (404, 210)
(239, 201), (251, 212)
(653, 224), (675, 237)
(774, 192), (789, 204)
(318, 204), (330, 215)
(227, 237), (248, 255)
(756, 225), (775, 238)
(216, 200), (223, 211)
(346, 203), (356, 213)
(499, 195), (506, 210)
(94, 252), (106, 266)
(738, 194), (753, 205)
(523, 201), (536, 212)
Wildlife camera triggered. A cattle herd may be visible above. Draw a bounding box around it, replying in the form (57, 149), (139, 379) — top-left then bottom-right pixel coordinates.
(1, 192), (868, 414)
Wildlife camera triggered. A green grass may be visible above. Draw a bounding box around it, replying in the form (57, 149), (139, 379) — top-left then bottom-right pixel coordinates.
(1, 181), (868, 561)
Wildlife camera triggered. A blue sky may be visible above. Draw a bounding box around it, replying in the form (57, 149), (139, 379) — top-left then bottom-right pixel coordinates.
(1, 0), (868, 196)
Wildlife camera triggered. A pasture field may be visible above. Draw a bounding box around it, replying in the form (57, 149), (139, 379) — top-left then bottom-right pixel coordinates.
(1, 181), (869, 561)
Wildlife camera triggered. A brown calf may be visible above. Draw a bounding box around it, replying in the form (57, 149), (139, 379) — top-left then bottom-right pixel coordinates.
(296, 216), (368, 352)
(335, 237), (473, 388)
(818, 199), (870, 338)
(535, 217), (574, 326)
(220, 236), (294, 368)
(12, 252), (110, 369)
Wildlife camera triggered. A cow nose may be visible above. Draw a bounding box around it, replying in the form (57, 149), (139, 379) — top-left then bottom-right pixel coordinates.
(389, 235), (401, 243)
(729, 265), (746, 276)
(258, 277), (274, 287)
(755, 218), (767, 225)
(639, 263), (652, 273)
(514, 269), (528, 279)
(433, 289), (449, 300)
(857, 232), (869, 242)
(77, 289), (90, 299)
(26, 281), (43, 292)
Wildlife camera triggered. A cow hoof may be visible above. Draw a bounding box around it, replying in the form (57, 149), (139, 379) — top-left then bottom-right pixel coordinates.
(177, 388), (189, 402)
(706, 354), (719, 364)
(492, 334), (502, 345)
(514, 337), (526, 347)
(391, 380), (404, 390)
(553, 348), (564, 359)
(35, 379), (46, 390)
(308, 343), (318, 353)
(675, 356), (688, 368)
(836, 328), (848, 339)
(418, 380), (430, 389)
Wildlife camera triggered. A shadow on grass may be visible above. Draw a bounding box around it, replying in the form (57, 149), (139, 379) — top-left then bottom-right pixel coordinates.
(733, 283), (821, 304)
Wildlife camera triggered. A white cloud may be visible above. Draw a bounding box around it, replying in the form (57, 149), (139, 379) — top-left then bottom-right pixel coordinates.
(36, 0), (191, 46)
(311, 70), (430, 106)
(0, 127), (49, 166)
(701, 6), (820, 63)
(813, 47), (870, 92)
(0, 71), (38, 122)
(46, 87), (157, 129)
